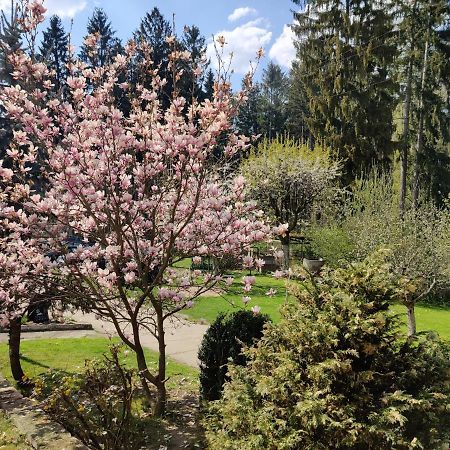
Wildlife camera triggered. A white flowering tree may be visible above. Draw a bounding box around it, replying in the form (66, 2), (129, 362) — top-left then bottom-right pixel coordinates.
(241, 138), (340, 268)
(0, 0), (268, 415)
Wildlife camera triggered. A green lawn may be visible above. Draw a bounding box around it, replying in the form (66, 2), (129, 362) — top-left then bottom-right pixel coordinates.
(0, 337), (198, 391)
(183, 271), (289, 323)
(183, 273), (450, 340)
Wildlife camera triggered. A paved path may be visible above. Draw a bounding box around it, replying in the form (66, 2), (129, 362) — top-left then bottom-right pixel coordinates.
(66, 311), (208, 368)
(0, 314), (208, 368)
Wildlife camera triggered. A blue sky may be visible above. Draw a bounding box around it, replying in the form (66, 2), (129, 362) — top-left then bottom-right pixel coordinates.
(1, 0), (297, 85)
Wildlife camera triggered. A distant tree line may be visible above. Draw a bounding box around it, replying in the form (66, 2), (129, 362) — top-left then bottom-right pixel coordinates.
(1, 1), (449, 205)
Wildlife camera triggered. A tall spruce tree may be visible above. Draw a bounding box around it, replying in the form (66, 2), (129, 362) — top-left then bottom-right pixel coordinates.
(291, 0), (398, 182)
(133, 7), (173, 108)
(80, 8), (122, 68)
(0, 1), (22, 85)
(180, 25), (207, 101)
(39, 15), (68, 94)
(235, 81), (261, 138)
(258, 62), (289, 139)
(203, 68), (214, 100)
(405, 0), (450, 206)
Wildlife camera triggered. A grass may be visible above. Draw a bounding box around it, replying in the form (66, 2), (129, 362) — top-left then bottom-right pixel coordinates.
(183, 272), (450, 340)
(0, 411), (31, 450)
(182, 271), (289, 323)
(0, 337), (198, 392)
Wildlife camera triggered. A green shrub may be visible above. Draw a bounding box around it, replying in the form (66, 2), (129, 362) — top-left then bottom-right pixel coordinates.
(204, 254), (450, 449)
(306, 223), (354, 266)
(198, 310), (270, 401)
(34, 346), (139, 450)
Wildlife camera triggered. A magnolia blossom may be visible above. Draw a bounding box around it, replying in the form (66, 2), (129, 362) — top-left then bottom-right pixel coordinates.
(251, 305), (261, 315)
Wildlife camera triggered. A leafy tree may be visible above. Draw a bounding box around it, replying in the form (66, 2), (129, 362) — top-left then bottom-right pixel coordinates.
(79, 8), (122, 68)
(291, 0), (398, 182)
(258, 62), (288, 139)
(240, 138), (340, 267)
(205, 253), (450, 449)
(39, 15), (68, 94)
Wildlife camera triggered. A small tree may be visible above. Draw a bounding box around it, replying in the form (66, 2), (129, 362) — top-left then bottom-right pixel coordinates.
(204, 253), (450, 449)
(0, 3), (267, 415)
(241, 138), (340, 267)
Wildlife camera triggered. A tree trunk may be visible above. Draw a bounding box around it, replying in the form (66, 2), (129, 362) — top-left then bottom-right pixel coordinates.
(412, 34), (429, 208)
(8, 316), (25, 383)
(399, 53), (413, 213)
(154, 310), (167, 417)
(406, 302), (416, 340)
(281, 234), (290, 270)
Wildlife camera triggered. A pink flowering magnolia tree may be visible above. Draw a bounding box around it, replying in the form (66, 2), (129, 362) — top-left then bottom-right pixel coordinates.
(0, 1), (268, 415)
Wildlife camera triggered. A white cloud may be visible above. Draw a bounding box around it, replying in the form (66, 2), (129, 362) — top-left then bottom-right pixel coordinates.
(228, 7), (257, 22)
(0, 0), (87, 19)
(44, 0), (87, 19)
(207, 18), (272, 75)
(269, 24), (296, 69)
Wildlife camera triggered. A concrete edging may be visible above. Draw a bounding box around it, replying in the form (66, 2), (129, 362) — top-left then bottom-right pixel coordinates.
(0, 374), (87, 449)
(0, 323), (93, 333)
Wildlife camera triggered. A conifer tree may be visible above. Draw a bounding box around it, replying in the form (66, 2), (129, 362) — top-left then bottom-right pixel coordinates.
(258, 62), (288, 139)
(80, 8), (122, 68)
(235, 81), (261, 138)
(133, 7), (173, 108)
(39, 15), (68, 94)
(203, 68), (215, 100)
(291, 0), (398, 182)
(0, 1), (22, 85)
(180, 25), (207, 101)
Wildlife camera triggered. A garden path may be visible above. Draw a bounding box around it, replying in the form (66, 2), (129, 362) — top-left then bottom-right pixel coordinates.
(67, 311), (207, 368)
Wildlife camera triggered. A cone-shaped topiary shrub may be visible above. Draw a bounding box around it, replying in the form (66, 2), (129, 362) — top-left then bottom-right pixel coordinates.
(204, 253), (450, 449)
(198, 309), (270, 401)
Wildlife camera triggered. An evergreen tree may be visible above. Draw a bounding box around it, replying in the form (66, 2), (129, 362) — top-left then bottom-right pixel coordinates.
(39, 15), (68, 94)
(291, 0), (398, 182)
(133, 7), (173, 108)
(203, 68), (215, 100)
(180, 25), (207, 101)
(235, 81), (261, 137)
(80, 8), (122, 68)
(0, 1), (22, 85)
(404, 0), (450, 206)
(287, 61), (312, 146)
(258, 62), (288, 139)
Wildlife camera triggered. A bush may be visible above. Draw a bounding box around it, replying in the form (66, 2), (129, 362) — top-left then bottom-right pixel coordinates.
(204, 254), (450, 449)
(198, 310), (270, 401)
(34, 346), (138, 450)
(306, 223), (354, 266)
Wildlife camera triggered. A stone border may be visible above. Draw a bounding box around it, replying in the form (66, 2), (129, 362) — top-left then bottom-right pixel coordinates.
(0, 323), (93, 333)
(0, 374), (87, 449)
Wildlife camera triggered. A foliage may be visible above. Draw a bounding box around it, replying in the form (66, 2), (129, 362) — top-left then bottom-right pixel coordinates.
(343, 173), (450, 301)
(204, 253), (450, 449)
(241, 137), (340, 266)
(291, 0), (398, 181)
(305, 223), (354, 266)
(198, 310), (270, 401)
(34, 346), (138, 450)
